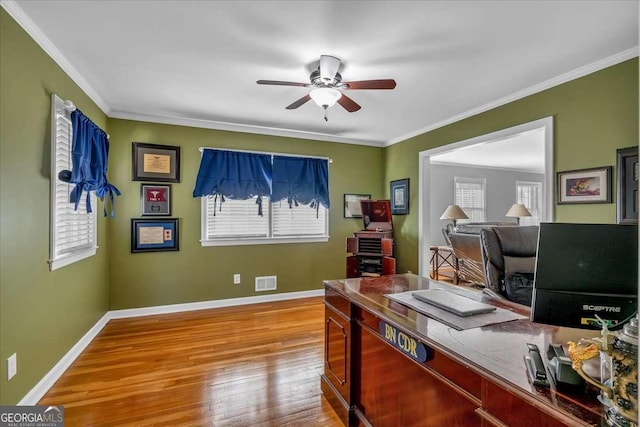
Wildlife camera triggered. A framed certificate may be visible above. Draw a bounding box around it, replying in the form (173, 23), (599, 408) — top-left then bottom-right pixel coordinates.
(140, 184), (171, 216)
(132, 142), (181, 182)
(131, 218), (179, 253)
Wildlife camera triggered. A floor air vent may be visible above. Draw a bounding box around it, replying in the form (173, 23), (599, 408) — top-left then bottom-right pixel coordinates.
(255, 275), (277, 292)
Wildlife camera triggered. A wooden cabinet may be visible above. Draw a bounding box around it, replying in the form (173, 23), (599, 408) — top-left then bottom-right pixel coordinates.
(346, 200), (396, 278)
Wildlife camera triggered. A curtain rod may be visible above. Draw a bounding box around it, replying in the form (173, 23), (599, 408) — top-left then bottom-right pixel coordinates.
(199, 146), (332, 163)
(62, 99), (110, 140)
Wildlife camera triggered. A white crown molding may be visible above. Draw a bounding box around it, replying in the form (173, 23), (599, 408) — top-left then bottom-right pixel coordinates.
(4, 0), (636, 149)
(109, 110), (383, 147)
(1, 0), (111, 115)
(385, 47), (639, 147)
(16, 289), (324, 405)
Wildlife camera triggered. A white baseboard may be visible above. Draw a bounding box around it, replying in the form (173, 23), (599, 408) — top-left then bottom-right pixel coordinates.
(18, 313), (111, 405)
(18, 289), (324, 405)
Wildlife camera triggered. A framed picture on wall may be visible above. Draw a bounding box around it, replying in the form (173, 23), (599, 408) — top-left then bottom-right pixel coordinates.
(131, 218), (179, 253)
(344, 194), (371, 218)
(132, 142), (181, 182)
(556, 166), (612, 205)
(616, 146), (639, 224)
(140, 184), (171, 216)
(390, 178), (409, 215)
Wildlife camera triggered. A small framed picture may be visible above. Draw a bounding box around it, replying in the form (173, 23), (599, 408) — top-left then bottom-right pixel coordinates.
(132, 142), (181, 182)
(390, 178), (410, 215)
(556, 166), (612, 205)
(141, 184), (171, 216)
(131, 218), (179, 253)
(616, 146), (639, 224)
(344, 194), (371, 218)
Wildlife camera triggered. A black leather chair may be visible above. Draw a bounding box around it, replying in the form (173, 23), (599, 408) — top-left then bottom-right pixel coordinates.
(447, 222), (513, 285)
(479, 226), (539, 301)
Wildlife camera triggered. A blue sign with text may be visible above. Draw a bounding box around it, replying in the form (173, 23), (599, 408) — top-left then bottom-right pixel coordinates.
(379, 321), (430, 363)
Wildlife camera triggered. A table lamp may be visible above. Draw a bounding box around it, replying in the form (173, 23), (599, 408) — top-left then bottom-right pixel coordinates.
(439, 204), (468, 227)
(505, 203), (532, 225)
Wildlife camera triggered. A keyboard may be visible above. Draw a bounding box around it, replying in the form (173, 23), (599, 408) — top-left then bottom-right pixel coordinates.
(412, 289), (496, 317)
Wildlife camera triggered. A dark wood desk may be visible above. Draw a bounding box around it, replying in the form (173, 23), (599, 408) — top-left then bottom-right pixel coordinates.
(321, 274), (604, 426)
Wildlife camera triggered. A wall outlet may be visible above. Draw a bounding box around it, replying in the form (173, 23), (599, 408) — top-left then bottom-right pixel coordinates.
(7, 353), (17, 380)
(233, 274), (241, 285)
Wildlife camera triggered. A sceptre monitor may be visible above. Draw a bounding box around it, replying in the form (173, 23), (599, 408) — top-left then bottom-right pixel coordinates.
(531, 223), (638, 330)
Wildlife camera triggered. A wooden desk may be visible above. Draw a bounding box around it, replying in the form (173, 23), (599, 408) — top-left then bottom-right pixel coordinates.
(321, 274), (604, 426)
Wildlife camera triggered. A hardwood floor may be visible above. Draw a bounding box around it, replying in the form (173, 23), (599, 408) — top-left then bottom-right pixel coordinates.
(39, 297), (343, 426)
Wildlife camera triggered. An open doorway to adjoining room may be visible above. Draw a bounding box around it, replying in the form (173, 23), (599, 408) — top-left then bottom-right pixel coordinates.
(417, 117), (554, 278)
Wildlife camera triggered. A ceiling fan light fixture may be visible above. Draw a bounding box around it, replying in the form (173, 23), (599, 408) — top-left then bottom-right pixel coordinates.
(309, 87), (342, 108)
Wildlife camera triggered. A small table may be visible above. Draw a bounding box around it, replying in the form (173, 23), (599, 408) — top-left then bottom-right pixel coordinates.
(429, 245), (456, 281)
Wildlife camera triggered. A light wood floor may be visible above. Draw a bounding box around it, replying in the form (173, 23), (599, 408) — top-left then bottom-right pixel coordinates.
(39, 297), (343, 426)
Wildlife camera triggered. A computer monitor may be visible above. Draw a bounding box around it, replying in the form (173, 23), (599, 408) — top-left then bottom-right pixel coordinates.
(531, 223), (638, 330)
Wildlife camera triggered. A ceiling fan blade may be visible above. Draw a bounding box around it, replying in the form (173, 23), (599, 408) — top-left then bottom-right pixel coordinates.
(343, 79), (397, 90)
(257, 80), (311, 87)
(286, 94), (312, 110)
(337, 93), (361, 112)
(320, 55), (341, 83)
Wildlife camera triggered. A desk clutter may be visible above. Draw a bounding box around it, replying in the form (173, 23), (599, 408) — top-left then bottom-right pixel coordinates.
(346, 199), (396, 278)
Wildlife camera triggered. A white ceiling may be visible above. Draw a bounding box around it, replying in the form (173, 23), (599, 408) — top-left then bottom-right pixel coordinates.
(4, 0), (639, 149)
(431, 128), (545, 173)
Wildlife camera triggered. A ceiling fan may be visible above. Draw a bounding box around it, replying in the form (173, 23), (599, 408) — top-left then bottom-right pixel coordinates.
(257, 55), (396, 121)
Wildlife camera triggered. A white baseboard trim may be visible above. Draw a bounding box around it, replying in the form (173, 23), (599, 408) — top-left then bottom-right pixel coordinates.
(109, 288), (324, 319)
(18, 313), (111, 405)
(18, 289), (325, 405)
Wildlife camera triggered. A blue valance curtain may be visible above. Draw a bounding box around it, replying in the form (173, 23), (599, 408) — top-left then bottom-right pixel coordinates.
(192, 149), (272, 215)
(192, 149), (330, 215)
(271, 156), (330, 213)
(60, 109), (120, 217)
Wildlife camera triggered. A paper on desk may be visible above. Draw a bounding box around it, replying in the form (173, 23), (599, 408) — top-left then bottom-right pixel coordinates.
(385, 290), (526, 330)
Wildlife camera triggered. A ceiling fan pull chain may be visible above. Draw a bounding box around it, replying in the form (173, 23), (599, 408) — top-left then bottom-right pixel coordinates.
(324, 106), (329, 122)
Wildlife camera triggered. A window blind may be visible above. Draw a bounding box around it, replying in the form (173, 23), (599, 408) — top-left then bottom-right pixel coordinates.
(455, 177), (486, 222)
(50, 95), (97, 270)
(517, 181), (542, 225)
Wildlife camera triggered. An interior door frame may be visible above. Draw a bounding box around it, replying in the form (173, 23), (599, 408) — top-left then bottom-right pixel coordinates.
(417, 116), (554, 277)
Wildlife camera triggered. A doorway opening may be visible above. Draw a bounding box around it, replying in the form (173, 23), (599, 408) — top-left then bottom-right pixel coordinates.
(417, 117), (554, 277)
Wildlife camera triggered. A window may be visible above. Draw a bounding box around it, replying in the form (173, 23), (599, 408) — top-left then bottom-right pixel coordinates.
(516, 181), (542, 225)
(197, 149), (330, 246)
(49, 95), (97, 270)
(454, 177), (486, 222)
(201, 197), (328, 245)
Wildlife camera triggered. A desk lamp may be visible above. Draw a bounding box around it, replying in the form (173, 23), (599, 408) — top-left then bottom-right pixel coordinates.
(440, 205), (468, 227)
(505, 203), (532, 225)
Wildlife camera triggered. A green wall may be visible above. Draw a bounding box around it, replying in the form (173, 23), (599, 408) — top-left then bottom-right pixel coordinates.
(1, 5), (638, 406)
(385, 59), (639, 274)
(0, 9), (111, 404)
(106, 119), (383, 309)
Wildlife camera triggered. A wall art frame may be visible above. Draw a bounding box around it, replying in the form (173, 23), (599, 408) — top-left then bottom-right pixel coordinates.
(344, 194), (371, 218)
(131, 218), (179, 253)
(556, 166), (612, 205)
(140, 184), (172, 216)
(132, 142), (181, 182)
(390, 178), (410, 215)
(616, 146), (638, 224)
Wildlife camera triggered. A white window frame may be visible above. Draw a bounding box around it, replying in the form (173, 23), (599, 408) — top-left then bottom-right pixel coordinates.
(516, 181), (542, 226)
(454, 176), (486, 223)
(49, 94), (97, 270)
(199, 151), (330, 247)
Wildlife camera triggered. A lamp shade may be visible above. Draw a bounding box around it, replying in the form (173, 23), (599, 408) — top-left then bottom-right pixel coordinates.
(309, 87), (342, 107)
(440, 205), (468, 221)
(505, 203), (532, 218)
